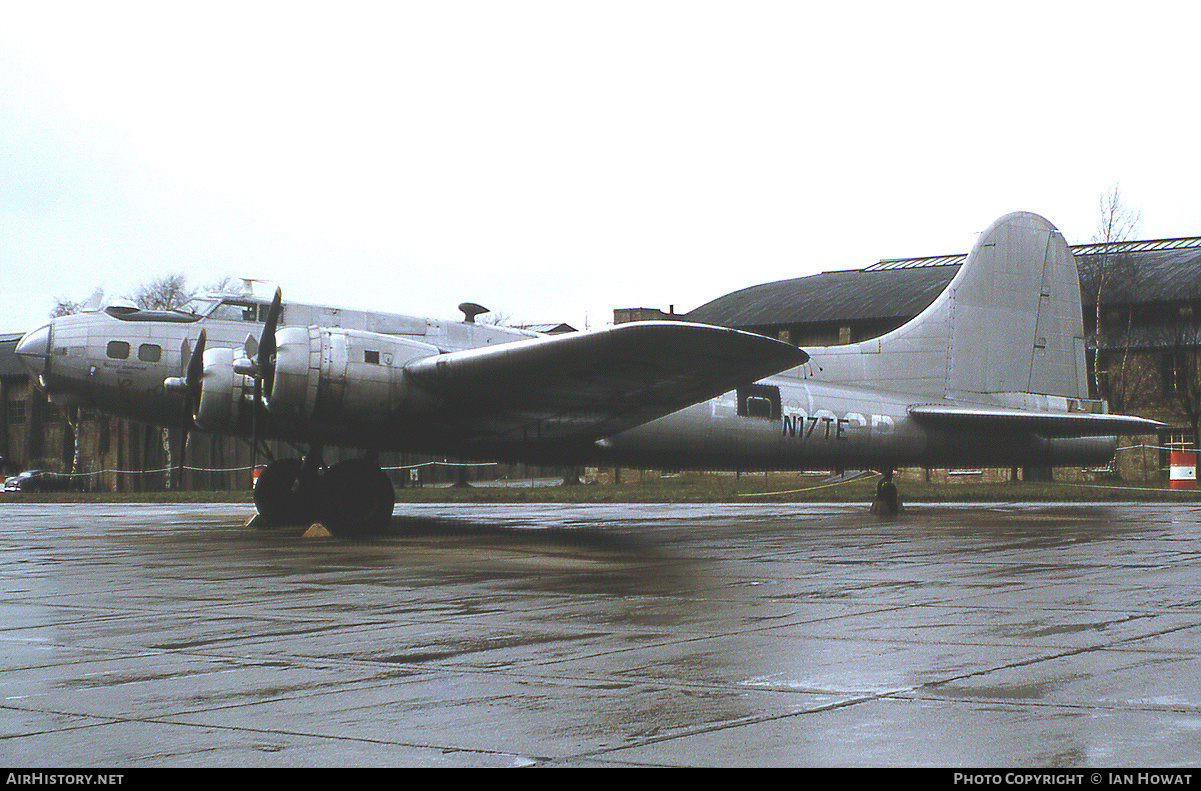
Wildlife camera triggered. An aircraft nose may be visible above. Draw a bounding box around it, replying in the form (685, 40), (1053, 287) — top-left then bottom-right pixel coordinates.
(15, 322), (52, 377)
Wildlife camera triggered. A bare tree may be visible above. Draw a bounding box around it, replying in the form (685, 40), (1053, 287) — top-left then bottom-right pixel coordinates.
(45, 298), (86, 479)
(480, 310), (515, 327)
(1077, 185), (1142, 406)
(51, 298), (83, 318)
(130, 274), (194, 311)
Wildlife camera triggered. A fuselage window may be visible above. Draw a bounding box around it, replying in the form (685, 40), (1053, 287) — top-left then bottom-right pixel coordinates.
(364, 350), (380, 364)
(746, 397), (773, 418)
(737, 383), (781, 419)
(138, 343), (162, 363)
(106, 341), (131, 360)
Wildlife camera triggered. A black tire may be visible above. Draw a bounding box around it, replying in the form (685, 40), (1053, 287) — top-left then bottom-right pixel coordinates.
(253, 459), (308, 527)
(319, 459), (395, 538)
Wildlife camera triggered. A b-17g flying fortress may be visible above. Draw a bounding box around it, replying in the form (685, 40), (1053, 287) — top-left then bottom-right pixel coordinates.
(15, 212), (1161, 535)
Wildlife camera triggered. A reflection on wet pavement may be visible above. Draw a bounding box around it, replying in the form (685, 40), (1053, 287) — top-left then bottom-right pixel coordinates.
(0, 501), (1198, 766)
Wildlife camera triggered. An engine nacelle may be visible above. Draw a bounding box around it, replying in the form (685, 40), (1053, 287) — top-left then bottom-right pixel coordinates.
(267, 327), (441, 424)
(194, 347), (253, 432)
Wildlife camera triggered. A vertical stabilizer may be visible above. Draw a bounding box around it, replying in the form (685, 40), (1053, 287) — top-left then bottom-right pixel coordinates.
(811, 212), (1089, 402)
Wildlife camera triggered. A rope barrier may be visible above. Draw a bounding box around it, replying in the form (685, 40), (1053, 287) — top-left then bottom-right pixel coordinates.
(737, 466), (1201, 498)
(1046, 480), (1200, 494)
(383, 461), (499, 471)
(739, 476), (1197, 498)
(14, 460), (500, 479)
(738, 473), (881, 497)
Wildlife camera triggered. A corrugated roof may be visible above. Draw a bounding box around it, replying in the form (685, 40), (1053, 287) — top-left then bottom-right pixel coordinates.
(687, 237), (1201, 329)
(687, 265), (957, 327)
(517, 322), (578, 334)
(865, 253), (966, 270)
(1077, 243), (1201, 305)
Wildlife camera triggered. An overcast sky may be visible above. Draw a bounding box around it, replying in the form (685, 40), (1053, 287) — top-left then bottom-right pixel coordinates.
(3, 1), (1199, 334)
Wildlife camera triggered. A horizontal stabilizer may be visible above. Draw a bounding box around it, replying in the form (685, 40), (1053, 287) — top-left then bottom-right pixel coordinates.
(404, 321), (808, 442)
(908, 404), (1164, 438)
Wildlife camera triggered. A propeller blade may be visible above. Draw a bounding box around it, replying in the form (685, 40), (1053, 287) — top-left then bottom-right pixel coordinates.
(251, 289), (280, 488)
(258, 288), (282, 400)
(177, 330), (205, 492)
(251, 376), (261, 490)
(185, 329), (207, 415)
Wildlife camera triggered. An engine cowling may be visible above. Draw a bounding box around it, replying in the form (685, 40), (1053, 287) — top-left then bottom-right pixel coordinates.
(267, 327), (441, 424)
(194, 347), (253, 432)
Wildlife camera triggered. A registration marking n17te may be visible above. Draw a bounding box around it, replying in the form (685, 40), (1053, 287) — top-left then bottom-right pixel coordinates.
(781, 410), (894, 441)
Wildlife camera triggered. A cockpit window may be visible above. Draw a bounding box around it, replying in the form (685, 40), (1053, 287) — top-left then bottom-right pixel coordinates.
(207, 301), (283, 323)
(106, 341), (131, 360)
(209, 302), (249, 321)
(176, 298), (220, 316)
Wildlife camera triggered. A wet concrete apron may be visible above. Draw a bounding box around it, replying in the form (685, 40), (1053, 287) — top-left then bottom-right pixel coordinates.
(1, 501), (1198, 767)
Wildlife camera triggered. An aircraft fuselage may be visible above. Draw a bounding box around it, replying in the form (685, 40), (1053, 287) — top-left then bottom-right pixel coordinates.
(593, 377), (1117, 471)
(22, 307), (1116, 472)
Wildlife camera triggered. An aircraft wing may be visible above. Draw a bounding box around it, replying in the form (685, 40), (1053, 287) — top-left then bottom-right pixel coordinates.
(908, 404), (1164, 437)
(403, 321), (808, 443)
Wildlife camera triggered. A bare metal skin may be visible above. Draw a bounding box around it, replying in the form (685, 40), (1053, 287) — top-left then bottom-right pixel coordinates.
(16, 212), (1160, 534)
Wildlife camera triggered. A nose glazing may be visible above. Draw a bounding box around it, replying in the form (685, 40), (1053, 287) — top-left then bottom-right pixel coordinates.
(15, 322), (52, 377)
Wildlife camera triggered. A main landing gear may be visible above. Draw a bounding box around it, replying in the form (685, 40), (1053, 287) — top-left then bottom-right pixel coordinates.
(253, 454), (395, 537)
(870, 468), (902, 516)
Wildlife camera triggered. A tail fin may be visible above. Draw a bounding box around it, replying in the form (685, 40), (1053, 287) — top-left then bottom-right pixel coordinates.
(812, 212), (1090, 402)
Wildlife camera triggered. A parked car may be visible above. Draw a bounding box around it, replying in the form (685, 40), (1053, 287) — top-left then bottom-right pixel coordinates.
(2, 470), (71, 493)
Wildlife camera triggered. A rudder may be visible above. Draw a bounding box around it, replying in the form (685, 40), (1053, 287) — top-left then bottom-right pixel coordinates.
(811, 212), (1089, 402)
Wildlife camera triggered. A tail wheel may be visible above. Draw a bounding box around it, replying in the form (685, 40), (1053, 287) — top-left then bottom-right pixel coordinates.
(320, 459), (395, 538)
(253, 459), (308, 527)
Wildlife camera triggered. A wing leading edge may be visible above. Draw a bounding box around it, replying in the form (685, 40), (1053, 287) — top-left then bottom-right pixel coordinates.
(908, 403), (1164, 438)
(403, 321), (809, 443)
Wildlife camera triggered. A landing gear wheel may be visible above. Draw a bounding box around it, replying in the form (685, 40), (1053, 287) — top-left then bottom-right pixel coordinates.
(253, 459), (308, 527)
(319, 459), (395, 538)
(870, 468), (901, 516)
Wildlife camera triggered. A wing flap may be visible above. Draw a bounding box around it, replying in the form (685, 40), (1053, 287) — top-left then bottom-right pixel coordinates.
(404, 321), (808, 442)
(908, 403), (1163, 437)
